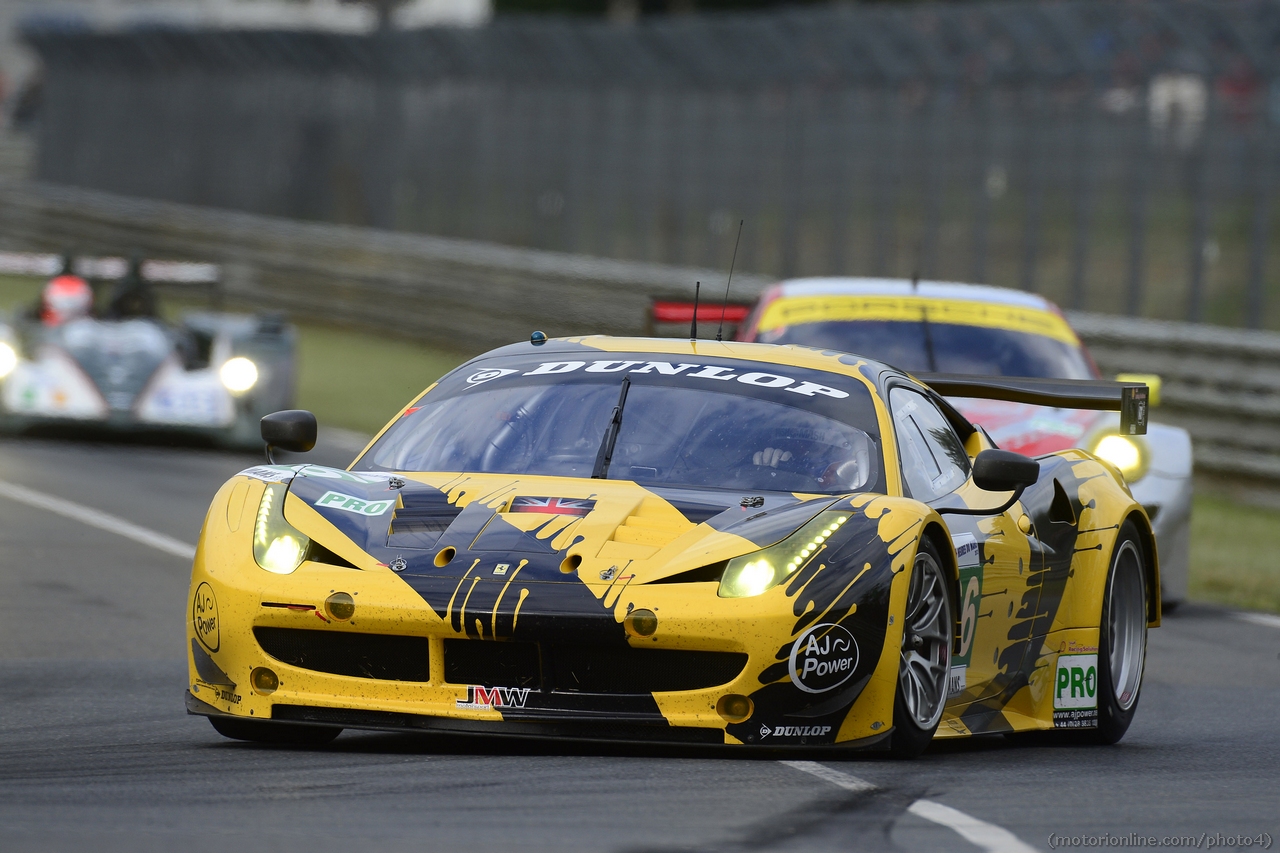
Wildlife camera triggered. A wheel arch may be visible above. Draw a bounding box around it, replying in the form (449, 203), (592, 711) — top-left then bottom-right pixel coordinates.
(1125, 509), (1161, 627)
(920, 520), (960, 625)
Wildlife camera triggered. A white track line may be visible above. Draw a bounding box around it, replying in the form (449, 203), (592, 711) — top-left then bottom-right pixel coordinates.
(1235, 611), (1280, 630)
(781, 760), (1038, 853)
(778, 760), (876, 792)
(908, 799), (1039, 853)
(0, 478), (196, 561)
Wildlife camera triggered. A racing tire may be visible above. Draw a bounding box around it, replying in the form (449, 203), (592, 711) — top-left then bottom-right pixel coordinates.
(208, 715), (342, 746)
(1090, 520), (1149, 745)
(889, 538), (954, 759)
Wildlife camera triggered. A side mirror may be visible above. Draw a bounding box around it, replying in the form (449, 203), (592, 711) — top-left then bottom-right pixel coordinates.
(972, 449), (1040, 493)
(261, 410), (317, 461)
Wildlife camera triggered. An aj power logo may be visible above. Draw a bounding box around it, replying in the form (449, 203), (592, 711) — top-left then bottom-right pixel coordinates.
(789, 623), (859, 694)
(192, 582), (219, 652)
(1053, 652), (1099, 728)
(456, 685), (531, 710)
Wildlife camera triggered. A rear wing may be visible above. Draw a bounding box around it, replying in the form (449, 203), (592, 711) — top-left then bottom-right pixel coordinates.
(917, 373), (1149, 436)
(0, 252), (220, 284)
(0, 251), (222, 309)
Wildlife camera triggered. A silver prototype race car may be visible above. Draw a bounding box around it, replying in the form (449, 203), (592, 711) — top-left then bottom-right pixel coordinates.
(0, 254), (295, 448)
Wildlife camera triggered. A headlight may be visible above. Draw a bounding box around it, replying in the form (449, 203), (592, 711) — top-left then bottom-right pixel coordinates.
(253, 483), (311, 574)
(719, 510), (850, 598)
(0, 341), (17, 379)
(220, 356), (258, 393)
(1089, 434), (1148, 483)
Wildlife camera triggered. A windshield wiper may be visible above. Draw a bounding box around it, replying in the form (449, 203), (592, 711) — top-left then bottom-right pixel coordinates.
(591, 377), (631, 479)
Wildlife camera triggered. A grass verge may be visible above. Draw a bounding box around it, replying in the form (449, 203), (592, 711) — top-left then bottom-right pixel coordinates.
(1189, 493), (1280, 614)
(295, 324), (472, 434)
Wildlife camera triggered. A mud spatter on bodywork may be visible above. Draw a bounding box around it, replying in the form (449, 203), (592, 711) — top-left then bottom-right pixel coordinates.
(956, 456), (1107, 733)
(726, 494), (922, 745)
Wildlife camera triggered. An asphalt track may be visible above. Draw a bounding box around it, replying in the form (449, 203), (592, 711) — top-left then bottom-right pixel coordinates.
(1, 432), (1277, 853)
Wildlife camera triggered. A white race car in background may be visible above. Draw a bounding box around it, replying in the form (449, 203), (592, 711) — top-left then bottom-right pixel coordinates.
(0, 254), (295, 449)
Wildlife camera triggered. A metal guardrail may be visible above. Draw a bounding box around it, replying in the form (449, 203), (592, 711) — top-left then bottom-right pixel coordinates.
(1068, 312), (1280, 483)
(2, 177), (1278, 483)
(0, 179), (771, 347)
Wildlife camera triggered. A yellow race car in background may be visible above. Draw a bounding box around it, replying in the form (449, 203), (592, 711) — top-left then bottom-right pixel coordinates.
(187, 336), (1157, 756)
(735, 279), (1192, 607)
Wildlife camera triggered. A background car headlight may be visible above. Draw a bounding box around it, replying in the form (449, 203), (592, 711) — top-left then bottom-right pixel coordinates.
(0, 341), (17, 379)
(253, 483), (311, 574)
(219, 356), (258, 393)
(1090, 434), (1148, 483)
(719, 510), (849, 598)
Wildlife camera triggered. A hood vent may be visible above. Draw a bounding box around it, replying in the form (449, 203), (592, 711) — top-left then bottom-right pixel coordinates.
(611, 498), (694, 550)
(387, 491), (463, 550)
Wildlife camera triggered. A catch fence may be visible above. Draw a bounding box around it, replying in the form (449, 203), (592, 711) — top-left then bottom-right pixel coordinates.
(21, 0), (1280, 328)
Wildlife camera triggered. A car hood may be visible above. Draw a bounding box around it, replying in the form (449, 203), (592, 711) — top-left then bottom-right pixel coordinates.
(951, 398), (1106, 456)
(276, 465), (838, 585)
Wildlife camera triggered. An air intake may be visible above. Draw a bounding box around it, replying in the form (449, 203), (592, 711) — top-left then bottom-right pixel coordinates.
(444, 640), (746, 694)
(254, 628), (431, 682)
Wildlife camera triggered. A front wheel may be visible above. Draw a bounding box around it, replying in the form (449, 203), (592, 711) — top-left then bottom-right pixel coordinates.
(209, 715), (342, 746)
(889, 539), (954, 759)
(1091, 521), (1149, 744)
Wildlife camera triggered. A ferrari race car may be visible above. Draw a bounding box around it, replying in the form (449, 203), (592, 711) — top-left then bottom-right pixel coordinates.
(187, 336), (1158, 755)
(734, 278), (1192, 606)
(0, 254), (295, 447)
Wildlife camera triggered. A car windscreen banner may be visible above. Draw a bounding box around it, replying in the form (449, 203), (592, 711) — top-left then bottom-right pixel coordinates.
(427, 352), (880, 428)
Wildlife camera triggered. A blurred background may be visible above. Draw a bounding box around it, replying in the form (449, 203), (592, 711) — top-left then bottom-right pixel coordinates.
(1, 0), (1279, 611)
(6, 0), (1280, 328)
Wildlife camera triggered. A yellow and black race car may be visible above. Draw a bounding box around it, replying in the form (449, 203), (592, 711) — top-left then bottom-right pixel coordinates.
(186, 336), (1158, 757)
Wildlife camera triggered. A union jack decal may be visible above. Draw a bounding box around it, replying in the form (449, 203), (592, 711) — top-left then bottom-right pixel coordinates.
(509, 496), (596, 516)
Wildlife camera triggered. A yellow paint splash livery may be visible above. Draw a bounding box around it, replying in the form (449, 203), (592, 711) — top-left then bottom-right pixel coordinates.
(755, 295), (1081, 346)
(186, 336), (1157, 751)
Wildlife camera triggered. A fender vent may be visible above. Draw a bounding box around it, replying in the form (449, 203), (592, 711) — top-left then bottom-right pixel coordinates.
(254, 628), (430, 682)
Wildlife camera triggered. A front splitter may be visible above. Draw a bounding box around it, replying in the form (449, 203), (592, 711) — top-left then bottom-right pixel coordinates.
(186, 691), (893, 752)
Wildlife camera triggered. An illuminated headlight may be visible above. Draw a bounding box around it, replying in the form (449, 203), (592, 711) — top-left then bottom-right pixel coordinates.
(1090, 434), (1148, 483)
(253, 483), (311, 574)
(219, 356), (258, 393)
(0, 341), (17, 379)
(719, 510), (850, 598)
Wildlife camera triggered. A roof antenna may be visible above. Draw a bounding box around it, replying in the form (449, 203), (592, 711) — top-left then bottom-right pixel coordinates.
(690, 281), (700, 340)
(716, 219), (744, 342)
(913, 266), (938, 372)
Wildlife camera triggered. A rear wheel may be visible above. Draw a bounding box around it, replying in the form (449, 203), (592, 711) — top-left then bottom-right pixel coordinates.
(889, 539), (954, 759)
(208, 716), (342, 746)
(1092, 522), (1149, 744)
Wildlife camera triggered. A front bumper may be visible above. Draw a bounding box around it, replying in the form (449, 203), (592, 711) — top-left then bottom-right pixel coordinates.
(186, 561), (897, 749)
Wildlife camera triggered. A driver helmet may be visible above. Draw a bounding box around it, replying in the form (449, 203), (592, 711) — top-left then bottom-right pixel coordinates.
(42, 274), (93, 326)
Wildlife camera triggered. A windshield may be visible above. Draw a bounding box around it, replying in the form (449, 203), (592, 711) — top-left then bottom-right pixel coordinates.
(358, 354), (884, 495)
(756, 321), (1095, 379)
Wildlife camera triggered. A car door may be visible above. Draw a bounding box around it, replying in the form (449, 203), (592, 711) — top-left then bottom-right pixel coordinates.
(889, 386), (1039, 712)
